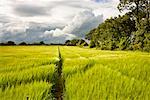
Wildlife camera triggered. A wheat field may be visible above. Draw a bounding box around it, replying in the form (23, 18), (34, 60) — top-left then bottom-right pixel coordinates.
(0, 46), (150, 100)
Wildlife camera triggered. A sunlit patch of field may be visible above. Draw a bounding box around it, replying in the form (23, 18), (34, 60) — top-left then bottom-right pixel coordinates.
(0, 46), (150, 100)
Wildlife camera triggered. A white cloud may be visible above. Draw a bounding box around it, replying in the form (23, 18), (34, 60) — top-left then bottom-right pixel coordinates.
(62, 10), (103, 37)
(0, 0), (124, 43)
(42, 10), (103, 43)
(14, 4), (49, 17)
(0, 10), (103, 43)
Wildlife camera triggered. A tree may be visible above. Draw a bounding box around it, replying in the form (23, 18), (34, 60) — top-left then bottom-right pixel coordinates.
(19, 42), (27, 45)
(131, 19), (150, 51)
(7, 41), (16, 45)
(86, 13), (136, 50)
(85, 28), (96, 40)
(65, 39), (88, 46)
(118, 0), (150, 28)
(89, 40), (96, 48)
(40, 41), (45, 45)
(85, 0), (149, 51)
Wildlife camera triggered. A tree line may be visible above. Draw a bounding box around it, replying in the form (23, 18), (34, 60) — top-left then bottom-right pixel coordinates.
(86, 0), (150, 52)
(0, 39), (88, 46)
(0, 41), (47, 46)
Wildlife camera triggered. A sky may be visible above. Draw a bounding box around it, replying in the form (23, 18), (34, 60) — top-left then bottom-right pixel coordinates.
(0, 0), (122, 44)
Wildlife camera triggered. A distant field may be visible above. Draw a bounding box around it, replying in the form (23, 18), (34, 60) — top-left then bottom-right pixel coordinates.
(0, 46), (150, 100)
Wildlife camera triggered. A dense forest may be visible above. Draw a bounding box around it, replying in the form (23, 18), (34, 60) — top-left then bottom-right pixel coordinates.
(86, 0), (150, 52)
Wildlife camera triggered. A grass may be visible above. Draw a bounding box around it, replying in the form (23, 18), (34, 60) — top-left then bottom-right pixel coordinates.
(0, 46), (150, 100)
(0, 81), (51, 100)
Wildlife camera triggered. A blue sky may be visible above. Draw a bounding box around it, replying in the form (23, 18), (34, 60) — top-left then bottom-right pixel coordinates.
(93, 0), (108, 2)
(0, 0), (122, 43)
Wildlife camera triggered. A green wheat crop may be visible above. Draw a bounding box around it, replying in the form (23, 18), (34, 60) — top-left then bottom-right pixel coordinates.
(0, 46), (150, 100)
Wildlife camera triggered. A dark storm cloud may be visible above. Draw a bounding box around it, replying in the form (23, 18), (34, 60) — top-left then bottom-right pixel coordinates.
(14, 4), (49, 17)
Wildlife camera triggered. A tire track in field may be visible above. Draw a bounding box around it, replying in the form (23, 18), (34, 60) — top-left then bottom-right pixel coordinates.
(43, 48), (95, 99)
(42, 47), (65, 100)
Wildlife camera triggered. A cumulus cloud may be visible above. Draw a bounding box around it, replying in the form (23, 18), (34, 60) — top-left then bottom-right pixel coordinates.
(42, 10), (103, 43)
(14, 4), (49, 17)
(0, 21), (63, 43)
(43, 29), (76, 43)
(0, 10), (103, 43)
(62, 10), (103, 37)
(0, 0), (123, 43)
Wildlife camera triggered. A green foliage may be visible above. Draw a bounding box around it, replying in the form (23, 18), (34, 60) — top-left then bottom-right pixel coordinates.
(65, 39), (88, 47)
(131, 19), (150, 51)
(19, 42), (27, 45)
(86, 0), (150, 52)
(40, 41), (45, 45)
(87, 14), (137, 50)
(89, 40), (96, 48)
(87, 13), (150, 51)
(118, 0), (149, 24)
(0, 41), (16, 45)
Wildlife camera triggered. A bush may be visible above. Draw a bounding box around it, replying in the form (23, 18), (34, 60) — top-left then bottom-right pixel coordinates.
(65, 39), (88, 47)
(19, 42), (27, 45)
(89, 40), (96, 48)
